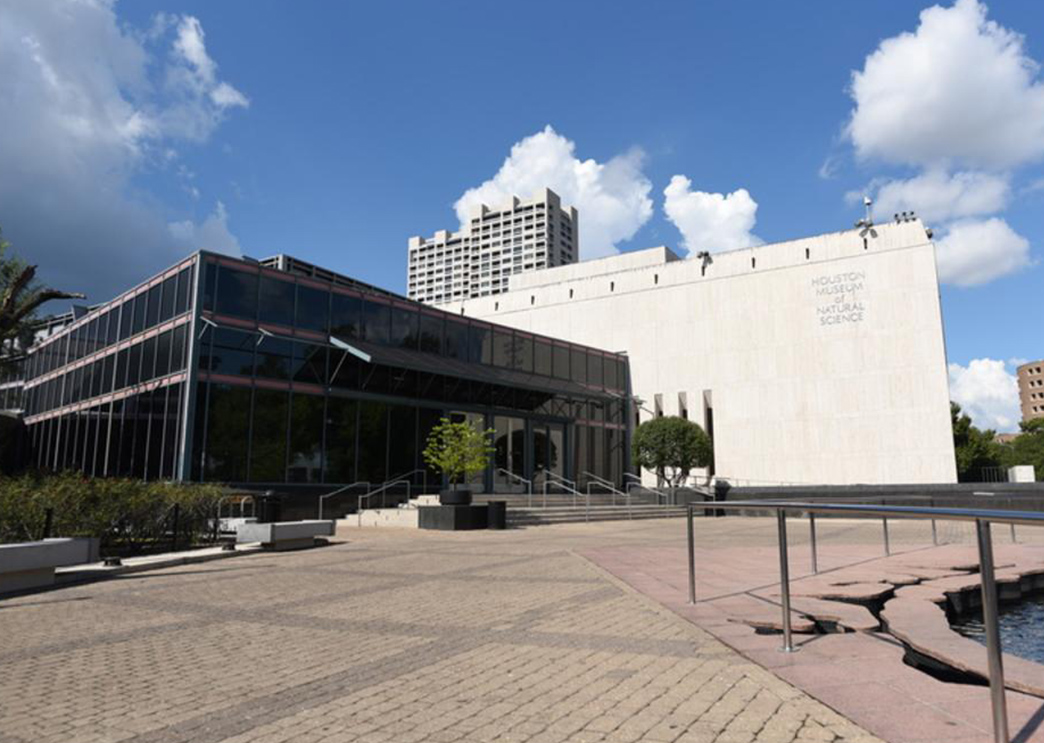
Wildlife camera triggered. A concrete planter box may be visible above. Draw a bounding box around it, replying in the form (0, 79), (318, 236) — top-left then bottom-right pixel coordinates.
(0, 537), (101, 594)
(235, 520), (335, 550)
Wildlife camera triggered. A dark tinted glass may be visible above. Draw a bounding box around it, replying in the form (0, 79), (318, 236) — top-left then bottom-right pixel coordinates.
(255, 337), (292, 380)
(390, 304), (417, 349)
(295, 285), (329, 332)
(208, 328), (254, 376)
(170, 324), (187, 372)
(587, 353), (603, 388)
(604, 356), (617, 390)
(119, 300), (132, 340)
(330, 292), (360, 338)
(203, 383), (251, 481)
(571, 348), (586, 384)
(324, 396), (356, 483)
(140, 335), (157, 382)
(356, 400), (387, 483)
(553, 343), (569, 380)
(361, 299), (390, 345)
(387, 405), (416, 478)
(215, 267), (258, 319)
(127, 343), (141, 386)
(514, 335), (533, 373)
(146, 284), (161, 328)
(492, 330), (512, 368)
(101, 354), (114, 395)
(534, 340), (552, 377)
(154, 330), (172, 377)
(107, 309), (119, 344)
(292, 343), (326, 386)
(250, 388), (288, 482)
(115, 348), (128, 390)
(288, 393), (324, 483)
(418, 314), (442, 354)
(132, 294), (147, 335)
(202, 262), (218, 312)
(444, 320), (468, 360)
(468, 324), (491, 364)
(159, 275), (176, 323)
(259, 275), (295, 326)
(175, 266), (192, 315)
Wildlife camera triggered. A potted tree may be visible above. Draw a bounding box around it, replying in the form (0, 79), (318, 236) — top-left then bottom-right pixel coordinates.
(423, 417), (495, 506)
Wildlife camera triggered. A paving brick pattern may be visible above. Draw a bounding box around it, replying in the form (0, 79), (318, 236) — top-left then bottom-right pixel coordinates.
(0, 522), (882, 743)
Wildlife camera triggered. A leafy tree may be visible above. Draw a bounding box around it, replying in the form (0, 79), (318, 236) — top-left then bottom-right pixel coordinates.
(422, 417), (495, 487)
(631, 416), (713, 488)
(0, 227), (84, 373)
(1008, 418), (1044, 481)
(951, 402), (1007, 482)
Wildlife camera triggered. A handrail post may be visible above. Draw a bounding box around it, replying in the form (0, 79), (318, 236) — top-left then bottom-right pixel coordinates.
(882, 516), (890, 556)
(687, 505), (696, 605)
(777, 510), (795, 652)
(976, 519), (1009, 743)
(930, 496), (938, 546)
(809, 513), (818, 575)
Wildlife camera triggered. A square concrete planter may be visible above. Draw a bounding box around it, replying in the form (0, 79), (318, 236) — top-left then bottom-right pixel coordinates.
(0, 537), (101, 594)
(235, 520), (335, 550)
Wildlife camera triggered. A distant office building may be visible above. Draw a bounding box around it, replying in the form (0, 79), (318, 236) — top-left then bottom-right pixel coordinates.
(408, 188), (577, 304)
(1018, 360), (1044, 423)
(21, 251), (629, 515)
(450, 219), (957, 486)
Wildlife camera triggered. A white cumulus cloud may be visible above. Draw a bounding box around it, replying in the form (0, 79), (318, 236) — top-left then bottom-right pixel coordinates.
(872, 170), (1010, 224)
(948, 358), (1021, 432)
(167, 201), (241, 255)
(0, 0), (247, 304)
(934, 218), (1032, 287)
(454, 126), (653, 259)
(662, 175), (760, 255)
(848, 0), (1044, 170)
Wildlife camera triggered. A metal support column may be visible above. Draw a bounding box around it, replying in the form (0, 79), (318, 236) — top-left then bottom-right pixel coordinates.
(777, 511), (795, 652)
(809, 513), (818, 575)
(687, 506), (696, 605)
(976, 519), (1009, 743)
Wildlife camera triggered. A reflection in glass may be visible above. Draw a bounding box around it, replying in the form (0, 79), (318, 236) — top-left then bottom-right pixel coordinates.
(250, 388), (288, 482)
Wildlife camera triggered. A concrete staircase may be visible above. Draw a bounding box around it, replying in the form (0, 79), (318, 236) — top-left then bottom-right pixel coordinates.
(506, 504), (689, 526)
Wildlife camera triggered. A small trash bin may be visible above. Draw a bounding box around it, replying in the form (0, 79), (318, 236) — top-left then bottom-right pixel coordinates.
(257, 492), (282, 523)
(487, 501), (507, 530)
(712, 479), (731, 517)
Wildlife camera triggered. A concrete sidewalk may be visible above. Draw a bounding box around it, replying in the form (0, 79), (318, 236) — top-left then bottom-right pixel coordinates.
(0, 519), (879, 743)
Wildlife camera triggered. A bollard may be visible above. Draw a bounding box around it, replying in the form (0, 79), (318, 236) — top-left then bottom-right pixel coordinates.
(687, 505), (696, 605)
(976, 520), (1009, 743)
(809, 513), (818, 575)
(777, 511), (795, 652)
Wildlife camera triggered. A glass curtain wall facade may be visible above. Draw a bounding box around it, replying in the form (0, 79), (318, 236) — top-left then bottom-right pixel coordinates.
(22, 252), (631, 510)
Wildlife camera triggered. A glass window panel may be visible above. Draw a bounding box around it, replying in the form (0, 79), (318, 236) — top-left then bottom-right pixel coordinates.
(387, 405), (416, 480)
(288, 392), (324, 484)
(493, 330), (512, 368)
(390, 304), (418, 350)
(604, 356), (617, 390)
(215, 267), (258, 320)
(145, 389), (166, 480)
(571, 347), (587, 384)
(514, 335), (533, 373)
(107, 309), (118, 345)
(202, 262), (218, 313)
(587, 353), (604, 389)
(106, 398), (124, 476)
(170, 324), (187, 372)
(292, 342), (327, 386)
(361, 299), (390, 345)
(418, 407), (442, 485)
(132, 293), (147, 335)
(207, 327), (254, 376)
(90, 359), (103, 398)
(444, 320), (468, 360)
(468, 323), (492, 365)
(295, 285), (329, 333)
(330, 292), (360, 339)
(534, 340), (552, 377)
(553, 343), (569, 380)
(118, 300), (133, 340)
(255, 337), (292, 380)
(203, 383), (251, 481)
(159, 275), (176, 323)
(155, 329), (172, 378)
(324, 396), (356, 484)
(355, 400), (387, 484)
(258, 275), (295, 327)
(249, 388), (288, 482)
(161, 383), (182, 480)
(175, 266), (192, 316)
(146, 284), (161, 328)
(101, 354), (114, 395)
(140, 335), (157, 382)
(418, 314), (442, 355)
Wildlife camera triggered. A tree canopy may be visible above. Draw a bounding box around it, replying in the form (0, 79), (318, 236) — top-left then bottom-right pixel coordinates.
(422, 417), (495, 486)
(1007, 418), (1044, 482)
(0, 227), (84, 373)
(951, 402), (1007, 482)
(631, 416), (713, 488)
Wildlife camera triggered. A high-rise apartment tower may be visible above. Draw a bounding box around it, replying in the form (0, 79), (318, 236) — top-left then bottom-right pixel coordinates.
(408, 188), (577, 304)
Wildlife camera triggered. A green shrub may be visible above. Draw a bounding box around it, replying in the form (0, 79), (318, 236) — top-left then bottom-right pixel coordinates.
(0, 473), (225, 555)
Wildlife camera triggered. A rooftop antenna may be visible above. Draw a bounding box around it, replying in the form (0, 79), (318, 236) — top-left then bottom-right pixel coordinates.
(854, 195), (877, 238)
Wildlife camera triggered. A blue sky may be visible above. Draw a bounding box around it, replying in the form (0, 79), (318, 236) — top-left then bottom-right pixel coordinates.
(1, 0), (1042, 430)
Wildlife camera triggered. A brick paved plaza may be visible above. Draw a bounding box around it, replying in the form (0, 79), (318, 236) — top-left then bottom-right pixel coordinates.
(0, 518), (887, 743)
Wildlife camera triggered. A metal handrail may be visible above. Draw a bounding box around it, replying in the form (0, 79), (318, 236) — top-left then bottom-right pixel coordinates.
(317, 481), (370, 519)
(541, 471), (579, 508)
(585, 476), (629, 509)
(496, 468), (533, 507)
(684, 499), (1044, 743)
(357, 479), (412, 517)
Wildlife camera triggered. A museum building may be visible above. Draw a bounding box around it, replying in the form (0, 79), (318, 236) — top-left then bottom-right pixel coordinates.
(21, 252), (631, 515)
